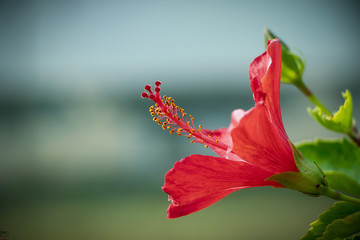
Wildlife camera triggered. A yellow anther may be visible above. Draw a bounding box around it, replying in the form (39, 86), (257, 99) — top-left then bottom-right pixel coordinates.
(177, 128), (182, 136)
(215, 140), (219, 143)
(147, 94), (211, 147)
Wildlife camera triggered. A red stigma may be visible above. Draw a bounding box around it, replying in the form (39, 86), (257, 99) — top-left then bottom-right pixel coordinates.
(142, 82), (160, 100)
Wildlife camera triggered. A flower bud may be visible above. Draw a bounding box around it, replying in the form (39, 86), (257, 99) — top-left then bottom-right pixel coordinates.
(264, 28), (305, 85)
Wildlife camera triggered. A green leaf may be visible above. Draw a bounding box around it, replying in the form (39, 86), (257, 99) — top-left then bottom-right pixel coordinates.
(320, 211), (360, 240)
(301, 201), (360, 240)
(297, 138), (360, 196)
(325, 171), (360, 197)
(308, 90), (353, 134)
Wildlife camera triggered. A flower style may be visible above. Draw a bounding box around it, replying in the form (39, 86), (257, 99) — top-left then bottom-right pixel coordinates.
(142, 39), (307, 218)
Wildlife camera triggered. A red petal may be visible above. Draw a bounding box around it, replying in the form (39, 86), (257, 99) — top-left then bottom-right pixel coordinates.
(249, 39), (286, 136)
(166, 189), (238, 218)
(231, 104), (298, 173)
(163, 154), (281, 218)
(209, 109), (246, 160)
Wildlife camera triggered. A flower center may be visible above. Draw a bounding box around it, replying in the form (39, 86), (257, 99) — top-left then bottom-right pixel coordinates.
(141, 81), (230, 151)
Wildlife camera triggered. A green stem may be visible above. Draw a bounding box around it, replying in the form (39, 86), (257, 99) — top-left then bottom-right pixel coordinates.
(294, 81), (332, 116)
(348, 128), (360, 147)
(324, 187), (360, 205)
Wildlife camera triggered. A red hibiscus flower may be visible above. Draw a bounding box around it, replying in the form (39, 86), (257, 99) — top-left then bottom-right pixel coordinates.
(142, 39), (301, 218)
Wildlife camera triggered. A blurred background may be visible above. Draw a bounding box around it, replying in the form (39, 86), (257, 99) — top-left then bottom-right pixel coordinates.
(1, 0), (360, 239)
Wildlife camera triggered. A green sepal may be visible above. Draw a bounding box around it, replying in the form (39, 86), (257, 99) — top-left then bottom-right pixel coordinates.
(291, 142), (326, 186)
(307, 90), (353, 134)
(297, 138), (360, 197)
(301, 201), (360, 240)
(264, 28), (305, 84)
(267, 171), (324, 196)
(267, 142), (326, 196)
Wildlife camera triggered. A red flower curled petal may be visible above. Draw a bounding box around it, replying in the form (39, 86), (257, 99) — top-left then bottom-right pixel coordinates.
(162, 154), (282, 218)
(229, 38), (298, 173)
(249, 39), (286, 137)
(231, 104), (298, 173)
